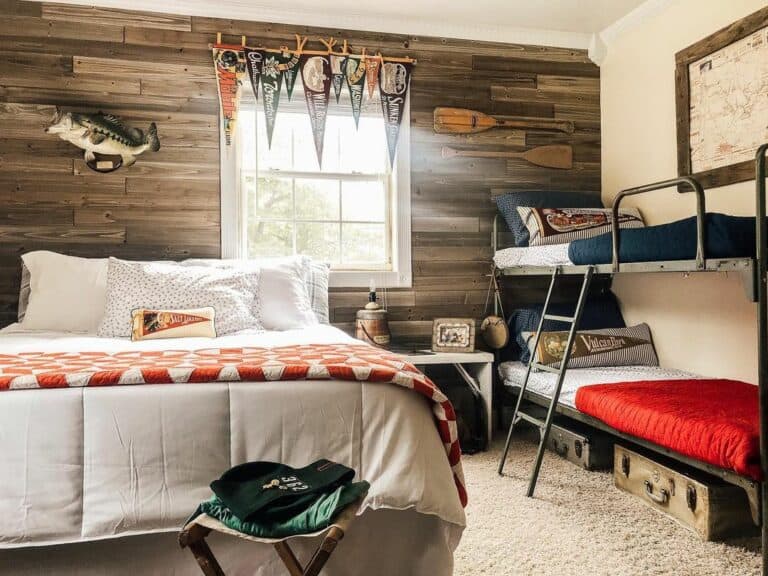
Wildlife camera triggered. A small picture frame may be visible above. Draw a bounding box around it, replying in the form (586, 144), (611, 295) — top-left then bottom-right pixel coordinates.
(432, 318), (476, 353)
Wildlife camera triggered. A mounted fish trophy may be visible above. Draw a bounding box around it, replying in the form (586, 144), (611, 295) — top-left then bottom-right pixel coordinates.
(45, 109), (160, 173)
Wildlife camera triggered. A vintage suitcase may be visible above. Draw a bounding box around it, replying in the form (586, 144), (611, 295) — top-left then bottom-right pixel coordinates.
(614, 445), (757, 541)
(546, 419), (614, 471)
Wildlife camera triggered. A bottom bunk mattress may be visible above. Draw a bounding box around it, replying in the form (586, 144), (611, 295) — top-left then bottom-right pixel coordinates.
(575, 379), (760, 480)
(499, 361), (697, 408)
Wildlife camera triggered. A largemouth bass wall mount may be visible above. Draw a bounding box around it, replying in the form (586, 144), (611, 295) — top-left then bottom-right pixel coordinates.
(45, 109), (160, 173)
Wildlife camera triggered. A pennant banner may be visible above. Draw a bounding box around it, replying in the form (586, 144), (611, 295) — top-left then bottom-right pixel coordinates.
(344, 57), (366, 128)
(330, 54), (346, 104)
(212, 46), (246, 146)
(301, 54), (332, 166)
(279, 51), (301, 101)
(379, 61), (413, 166)
(243, 47), (263, 101)
(261, 53), (288, 147)
(364, 57), (381, 99)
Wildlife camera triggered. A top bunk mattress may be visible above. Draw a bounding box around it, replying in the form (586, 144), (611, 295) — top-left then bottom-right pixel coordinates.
(494, 213), (756, 270)
(499, 361), (699, 408)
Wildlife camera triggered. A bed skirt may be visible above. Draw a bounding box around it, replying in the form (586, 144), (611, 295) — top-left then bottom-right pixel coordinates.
(0, 507), (460, 575)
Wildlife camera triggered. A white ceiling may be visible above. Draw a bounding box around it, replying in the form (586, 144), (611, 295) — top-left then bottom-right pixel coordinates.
(37, 0), (661, 59)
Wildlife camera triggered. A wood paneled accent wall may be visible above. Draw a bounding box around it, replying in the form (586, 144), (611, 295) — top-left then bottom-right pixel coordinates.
(0, 0), (600, 342)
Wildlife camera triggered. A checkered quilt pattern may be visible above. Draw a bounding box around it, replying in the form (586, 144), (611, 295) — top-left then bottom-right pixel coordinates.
(0, 343), (467, 507)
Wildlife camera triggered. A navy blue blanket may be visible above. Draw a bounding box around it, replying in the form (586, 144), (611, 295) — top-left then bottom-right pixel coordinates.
(568, 213), (756, 265)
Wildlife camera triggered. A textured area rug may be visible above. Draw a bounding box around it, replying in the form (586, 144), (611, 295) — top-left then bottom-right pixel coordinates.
(455, 435), (760, 576)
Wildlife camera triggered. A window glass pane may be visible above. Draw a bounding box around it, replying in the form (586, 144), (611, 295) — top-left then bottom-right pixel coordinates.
(341, 223), (386, 264)
(252, 177), (292, 219)
(256, 111), (293, 171)
(295, 179), (339, 221)
(296, 222), (340, 263)
(292, 116), (323, 172)
(248, 221), (293, 258)
(339, 116), (389, 174)
(341, 181), (385, 222)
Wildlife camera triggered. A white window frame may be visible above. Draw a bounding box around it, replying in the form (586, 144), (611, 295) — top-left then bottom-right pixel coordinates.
(220, 99), (412, 289)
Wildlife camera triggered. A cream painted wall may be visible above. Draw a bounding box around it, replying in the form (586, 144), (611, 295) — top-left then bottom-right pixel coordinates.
(601, 0), (766, 383)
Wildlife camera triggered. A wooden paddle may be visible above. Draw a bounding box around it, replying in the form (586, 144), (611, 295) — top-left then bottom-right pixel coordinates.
(441, 145), (573, 170)
(434, 107), (574, 135)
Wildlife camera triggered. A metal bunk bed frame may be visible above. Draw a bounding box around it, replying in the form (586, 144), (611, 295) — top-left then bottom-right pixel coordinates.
(493, 145), (768, 573)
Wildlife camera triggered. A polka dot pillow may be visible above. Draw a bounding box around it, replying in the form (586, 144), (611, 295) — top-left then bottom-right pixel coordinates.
(98, 257), (262, 338)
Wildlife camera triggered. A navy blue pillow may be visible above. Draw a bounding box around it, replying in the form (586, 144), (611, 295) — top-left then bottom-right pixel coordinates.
(509, 292), (626, 363)
(496, 191), (602, 247)
(569, 213), (756, 265)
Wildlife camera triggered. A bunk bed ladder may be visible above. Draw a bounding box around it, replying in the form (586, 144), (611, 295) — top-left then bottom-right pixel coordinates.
(498, 265), (594, 497)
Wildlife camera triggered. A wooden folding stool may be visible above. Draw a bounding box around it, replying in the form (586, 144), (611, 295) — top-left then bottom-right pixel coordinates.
(179, 498), (362, 576)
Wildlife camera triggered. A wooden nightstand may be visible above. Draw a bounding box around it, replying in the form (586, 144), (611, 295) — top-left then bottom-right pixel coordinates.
(397, 350), (494, 449)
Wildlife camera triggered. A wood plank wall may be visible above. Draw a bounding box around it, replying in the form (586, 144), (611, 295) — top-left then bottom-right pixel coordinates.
(0, 0), (601, 343)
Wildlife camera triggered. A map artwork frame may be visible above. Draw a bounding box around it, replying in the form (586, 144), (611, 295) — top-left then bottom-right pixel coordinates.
(674, 6), (768, 190)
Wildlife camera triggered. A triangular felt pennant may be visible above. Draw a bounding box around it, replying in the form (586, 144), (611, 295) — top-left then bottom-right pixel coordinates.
(364, 57), (381, 99)
(379, 61), (413, 166)
(212, 46), (246, 146)
(279, 51), (301, 101)
(330, 55), (346, 104)
(344, 57), (366, 128)
(301, 54), (332, 167)
(243, 48), (264, 101)
(260, 52), (286, 148)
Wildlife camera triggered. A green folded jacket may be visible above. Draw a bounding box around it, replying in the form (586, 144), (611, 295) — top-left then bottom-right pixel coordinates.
(193, 481), (370, 539)
(210, 459), (356, 522)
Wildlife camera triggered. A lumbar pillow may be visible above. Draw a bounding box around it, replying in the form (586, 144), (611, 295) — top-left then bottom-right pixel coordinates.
(522, 324), (658, 369)
(20, 251), (108, 333)
(131, 307), (217, 341)
(98, 258), (262, 337)
(495, 190), (603, 247)
(515, 207), (644, 246)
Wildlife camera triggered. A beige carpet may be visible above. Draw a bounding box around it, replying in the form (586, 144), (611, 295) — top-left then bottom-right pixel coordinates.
(455, 434), (760, 576)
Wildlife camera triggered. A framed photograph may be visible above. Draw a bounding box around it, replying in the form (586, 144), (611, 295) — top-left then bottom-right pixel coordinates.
(432, 318), (476, 353)
(675, 6), (768, 189)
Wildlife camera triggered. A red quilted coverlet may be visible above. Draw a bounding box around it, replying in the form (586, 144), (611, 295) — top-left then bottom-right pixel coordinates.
(575, 379), (761, 480)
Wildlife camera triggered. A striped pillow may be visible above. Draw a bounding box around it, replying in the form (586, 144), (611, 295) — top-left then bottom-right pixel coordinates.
(522, 323), (658, 369)
(516, 207), (644, 246)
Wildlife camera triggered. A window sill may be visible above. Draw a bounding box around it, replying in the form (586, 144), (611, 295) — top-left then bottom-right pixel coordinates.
(329, 269), (412, 289)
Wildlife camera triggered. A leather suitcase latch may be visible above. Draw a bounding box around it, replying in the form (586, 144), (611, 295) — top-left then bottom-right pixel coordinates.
(621, 453), (630, 477)
(686, 484), (698, 512)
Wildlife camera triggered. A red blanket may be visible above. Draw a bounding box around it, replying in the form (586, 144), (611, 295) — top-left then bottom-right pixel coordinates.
(0, 343), (466, 506)
(575, 379), (760, 480)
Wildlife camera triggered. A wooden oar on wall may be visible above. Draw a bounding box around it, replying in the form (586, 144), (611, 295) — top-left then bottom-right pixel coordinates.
(434, 107), (574, 135)
(442, 145), (573, 170)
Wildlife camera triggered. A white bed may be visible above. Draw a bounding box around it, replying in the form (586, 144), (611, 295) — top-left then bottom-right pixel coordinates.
(499, 360), (699, 408)
(0, 323), (465, 575)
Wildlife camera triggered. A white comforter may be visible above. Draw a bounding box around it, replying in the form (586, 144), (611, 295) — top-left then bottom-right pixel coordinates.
(0, 324), (465, 549)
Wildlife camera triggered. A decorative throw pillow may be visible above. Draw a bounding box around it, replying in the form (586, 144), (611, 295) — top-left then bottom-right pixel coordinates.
(98, 258), (261, 337)
(303, 260), (330, 324)
(181, 256), (319, 329)
(522, 323), (658, 369)
(495, 190), (603, 247)
(17, 262), (31, 322)
(516, 207), (645, 246)
(511, 293), (626, 363)
(20, 251), (109, 333)
(131, 307), (217, 341)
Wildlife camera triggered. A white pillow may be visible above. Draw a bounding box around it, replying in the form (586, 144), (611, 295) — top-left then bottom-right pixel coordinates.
(21, 251), (108, 333)
(98, 258), (262, 337)
(181, 256), (318, 330)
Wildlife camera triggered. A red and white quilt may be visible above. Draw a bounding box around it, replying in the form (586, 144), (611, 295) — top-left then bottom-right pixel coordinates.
(0, 343), (467, 507)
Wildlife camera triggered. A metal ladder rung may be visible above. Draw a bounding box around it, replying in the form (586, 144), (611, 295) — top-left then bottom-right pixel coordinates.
(515, 411), (545, 429)
(531, 363), (561, 374)
(543, 314), (575, 323)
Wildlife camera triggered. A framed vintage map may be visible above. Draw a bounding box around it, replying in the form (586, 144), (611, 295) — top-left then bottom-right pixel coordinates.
(675, 6), (768, 189)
